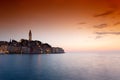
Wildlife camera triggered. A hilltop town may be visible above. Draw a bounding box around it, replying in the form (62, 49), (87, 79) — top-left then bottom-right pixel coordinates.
(0, 30), (64, 54)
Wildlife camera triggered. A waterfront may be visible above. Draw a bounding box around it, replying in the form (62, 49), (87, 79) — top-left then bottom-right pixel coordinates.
(0, 30), (64, 54)
(0, 53), (120, 80)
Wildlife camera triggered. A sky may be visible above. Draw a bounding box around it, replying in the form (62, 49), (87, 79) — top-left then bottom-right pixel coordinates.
(0, 0), (120, 52)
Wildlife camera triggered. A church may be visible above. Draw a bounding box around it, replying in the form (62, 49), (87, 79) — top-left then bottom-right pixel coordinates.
(0, 30), (64, 54)
(29, 30), (32, 41)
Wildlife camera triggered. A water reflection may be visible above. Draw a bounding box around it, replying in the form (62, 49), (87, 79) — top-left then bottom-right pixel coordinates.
(0, 53), (120, 80)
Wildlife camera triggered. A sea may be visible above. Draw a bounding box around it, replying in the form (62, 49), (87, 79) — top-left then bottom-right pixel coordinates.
(0, 53), (120, 80)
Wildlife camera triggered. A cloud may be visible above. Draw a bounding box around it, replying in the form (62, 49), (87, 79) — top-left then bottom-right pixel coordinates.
(95, 36), (103, 39)
(95, 32), (120, 35)
(78, 22), (86, 25)
(77, 27), (82, 29)
(94, 24), (107, 29)
(77, 22), (86, 29)
(94, 10), (115, 17)
(114, 22), (120, 26)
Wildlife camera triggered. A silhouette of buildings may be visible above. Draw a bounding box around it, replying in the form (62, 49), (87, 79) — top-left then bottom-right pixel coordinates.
(0, 30), (64, 54)
(29, 30), (32, 41)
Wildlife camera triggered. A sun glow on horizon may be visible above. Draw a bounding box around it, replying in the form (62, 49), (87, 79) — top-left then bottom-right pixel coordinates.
(0, 0), (120, 52)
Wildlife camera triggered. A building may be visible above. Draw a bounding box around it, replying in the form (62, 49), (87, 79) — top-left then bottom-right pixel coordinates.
(52, 47), (64, 53)
(0, 30), (64, 54)
(29, 30), (32, 41)
(0, 41), (9, 53)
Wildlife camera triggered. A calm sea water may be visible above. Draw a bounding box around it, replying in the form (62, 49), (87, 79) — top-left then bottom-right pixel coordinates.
(0, 53), (120, 80)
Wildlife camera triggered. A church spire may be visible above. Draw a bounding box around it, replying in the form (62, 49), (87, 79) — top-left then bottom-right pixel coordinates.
(29, 30), (32, 41)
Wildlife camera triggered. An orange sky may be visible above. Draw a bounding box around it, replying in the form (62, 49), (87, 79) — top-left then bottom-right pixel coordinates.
(0, 0), (120, 52)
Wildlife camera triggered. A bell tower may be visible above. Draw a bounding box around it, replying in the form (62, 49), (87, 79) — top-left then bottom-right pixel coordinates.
(29, 30), (32, 41)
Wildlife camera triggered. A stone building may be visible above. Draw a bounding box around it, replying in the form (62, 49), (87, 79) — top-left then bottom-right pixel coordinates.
(0, 30), (64, 54)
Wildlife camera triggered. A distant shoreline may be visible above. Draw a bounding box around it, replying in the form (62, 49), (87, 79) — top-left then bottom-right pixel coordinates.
(0, 30), (65, 54)
(0, 53), (65, 55)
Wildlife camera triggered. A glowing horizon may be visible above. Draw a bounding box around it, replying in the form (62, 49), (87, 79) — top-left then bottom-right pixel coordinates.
(0, 0), (120, 52)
